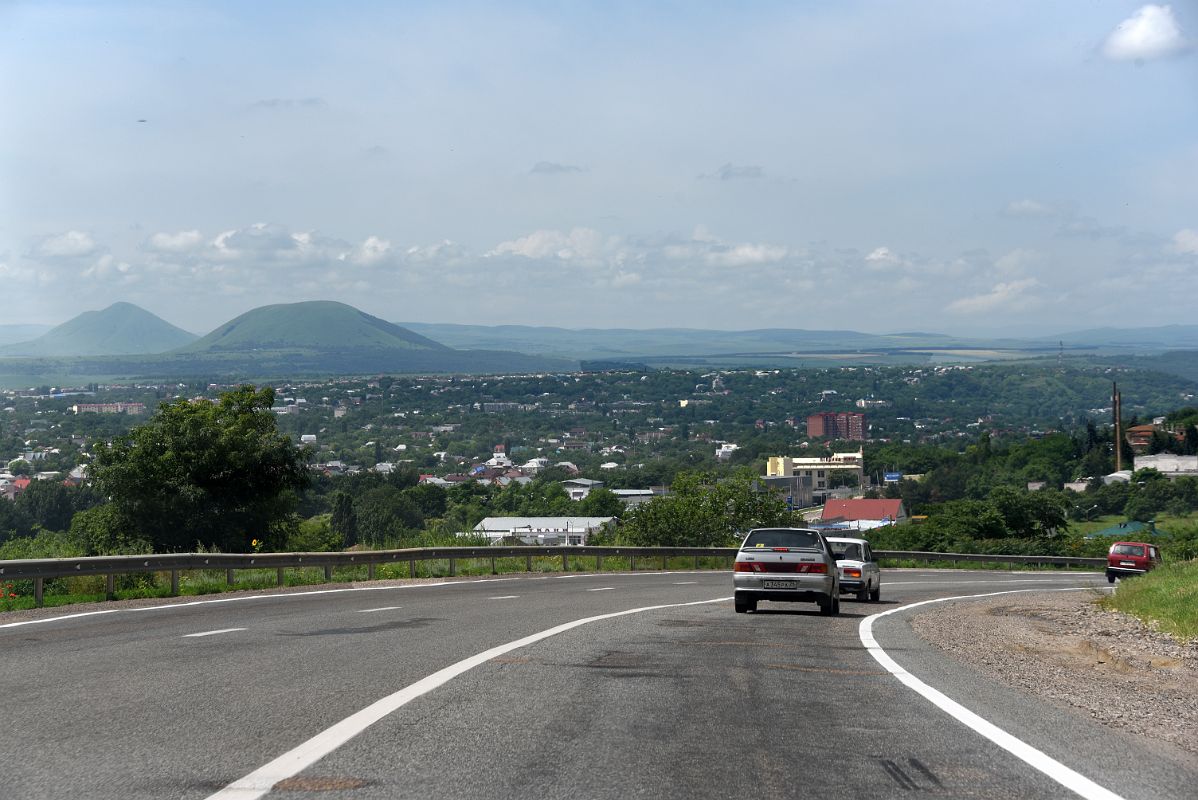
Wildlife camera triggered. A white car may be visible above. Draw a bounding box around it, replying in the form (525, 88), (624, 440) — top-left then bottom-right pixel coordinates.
(825, 536), (881, 602)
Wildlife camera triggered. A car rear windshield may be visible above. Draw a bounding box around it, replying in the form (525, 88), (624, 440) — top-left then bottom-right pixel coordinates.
(1111, 544), (1145, 556)
(742, 529), (821, 550)
(830, 542), (862, 560)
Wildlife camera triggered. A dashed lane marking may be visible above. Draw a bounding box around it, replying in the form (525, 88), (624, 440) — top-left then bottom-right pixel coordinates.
(489, 595), (520, 600)
(586, 587), (615, 592)
(184, 628), (247, 638)
(357, 606), (402, 613)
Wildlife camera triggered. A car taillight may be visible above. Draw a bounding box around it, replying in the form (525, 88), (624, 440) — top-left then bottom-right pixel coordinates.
(734, 562), (827, 573)
(843, 567), (862, 578)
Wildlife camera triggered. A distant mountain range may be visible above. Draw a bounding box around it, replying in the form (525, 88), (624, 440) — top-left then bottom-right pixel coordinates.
(3, 300), (1198, 389)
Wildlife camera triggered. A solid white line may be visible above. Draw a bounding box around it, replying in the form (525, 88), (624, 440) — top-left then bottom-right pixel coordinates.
(489, 595), (520, 600)
(672, 581), (697, 585)
(357, 606), (402, 613)
(184, 627), (247, 638)
(586, 587), (614, 592)
(206, 596), (731, 800)
(860, 589), (1124, 800)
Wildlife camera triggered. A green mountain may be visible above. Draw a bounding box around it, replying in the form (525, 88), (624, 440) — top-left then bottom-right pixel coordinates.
(0, 302), (197, 356)
(179, 301), (450, 353)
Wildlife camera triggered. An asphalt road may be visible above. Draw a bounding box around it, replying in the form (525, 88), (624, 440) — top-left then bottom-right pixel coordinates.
(2, 569), (1193, 799)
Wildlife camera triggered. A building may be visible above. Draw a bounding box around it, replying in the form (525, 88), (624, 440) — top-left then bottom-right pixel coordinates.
(766, 450), (865, 501)
(470, 516), (616, 545)
(562, 478), (604, 501)
(71, 402), (146, 415)
(816, 498), (907, 531)
(806, 411), (866, 440)
(1132, 454), (1198, 479)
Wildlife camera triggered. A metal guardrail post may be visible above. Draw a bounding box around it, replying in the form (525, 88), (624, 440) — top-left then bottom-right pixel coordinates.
(170, 570), (180, 596)
(323, 564), (332, 582)
(562, 552), (569, 572)
(490, 556), (497, 575)
(226, 569), (235, 586)
(596, 554), (602, 572)
(106, 573), (115, 601)
(526, 553), (533, 572)
(694, 554), (700, 569)
(630, 554), (635, 571)
(277, 567), (285, 586)
(368, 563), (376, 580)
(34, 577), (43, 607)
(660, 555), (667, 570)
(448, 558), (456, 577)
(409, 559), (416, 578)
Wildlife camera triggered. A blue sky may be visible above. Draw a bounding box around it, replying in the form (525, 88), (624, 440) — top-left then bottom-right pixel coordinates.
(1, 1), (1194, 335)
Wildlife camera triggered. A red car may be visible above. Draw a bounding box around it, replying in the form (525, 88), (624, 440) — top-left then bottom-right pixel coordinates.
(1106, 541), (1161, 583)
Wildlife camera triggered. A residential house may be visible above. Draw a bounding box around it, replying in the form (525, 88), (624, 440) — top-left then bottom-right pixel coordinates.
(816, 498), (907, 531)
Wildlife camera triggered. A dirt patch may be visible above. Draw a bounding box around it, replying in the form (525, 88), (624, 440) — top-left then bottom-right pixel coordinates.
(911, 591), (1198, 755)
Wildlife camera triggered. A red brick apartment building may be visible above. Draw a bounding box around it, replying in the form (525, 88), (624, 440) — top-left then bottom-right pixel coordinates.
(807, 411), (866, 441)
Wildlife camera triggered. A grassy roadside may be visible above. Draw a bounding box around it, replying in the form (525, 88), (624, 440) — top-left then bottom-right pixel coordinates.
(1103, 560), (1198, 641)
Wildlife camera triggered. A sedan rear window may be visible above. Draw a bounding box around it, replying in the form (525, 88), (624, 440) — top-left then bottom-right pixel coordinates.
(831, 542), (862, 560)
(742, 529), (821, 550)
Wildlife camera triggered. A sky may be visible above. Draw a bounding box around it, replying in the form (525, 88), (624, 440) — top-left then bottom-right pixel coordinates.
(1, 1), (1195, 337)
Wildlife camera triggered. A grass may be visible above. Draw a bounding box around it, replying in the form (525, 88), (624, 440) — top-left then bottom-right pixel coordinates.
(1102, 560), (1198, 641)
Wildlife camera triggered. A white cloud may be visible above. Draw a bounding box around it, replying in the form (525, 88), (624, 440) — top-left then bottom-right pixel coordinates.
(81, 254), (136, 283)
(486, 228), (607, 261)
(1172, 228), (1198, 254)
(994, 248), (1042, 275)
(864, 246), (901, 268)
(146, 230), (204, 253)
(703, 243), (788, 267)
(341, 235), (392, 265)
(946, 278), (1040, 315)
(32, 230), (97, 258)
(1103, 5), (1187, 61)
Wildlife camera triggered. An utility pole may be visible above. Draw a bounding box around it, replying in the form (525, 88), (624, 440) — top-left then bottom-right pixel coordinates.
(1113, 382), (1123, 473)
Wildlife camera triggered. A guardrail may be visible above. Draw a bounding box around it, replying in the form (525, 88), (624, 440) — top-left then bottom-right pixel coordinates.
(0, 547), (1106, 607)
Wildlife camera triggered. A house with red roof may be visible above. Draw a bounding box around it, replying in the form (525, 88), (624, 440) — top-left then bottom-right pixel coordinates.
(818, 498), (906, 531)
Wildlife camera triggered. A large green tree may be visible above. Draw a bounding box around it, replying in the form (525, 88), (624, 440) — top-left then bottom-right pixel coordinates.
(90, 386), (310, 552)
(620, 471), (794, 547)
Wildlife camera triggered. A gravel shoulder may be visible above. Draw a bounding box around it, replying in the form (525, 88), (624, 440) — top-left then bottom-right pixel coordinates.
(911, 590), (1198, 756)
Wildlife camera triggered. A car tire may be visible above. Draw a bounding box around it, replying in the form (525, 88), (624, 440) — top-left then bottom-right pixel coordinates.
(855, 585), (870, 602)
(869, 581), (880, 602)
(819, 595), (839, 616)
(1107, 572), (1116, 584)
(734, 593), (754, 613)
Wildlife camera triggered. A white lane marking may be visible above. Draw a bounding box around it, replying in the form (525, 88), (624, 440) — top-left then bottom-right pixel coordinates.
(489, 595), (520, 600)
(586, 587), (614, 592)
(184, 627), (247, 638)
(672, 581), (697, 585)
(206, 596), (731, 800)
(0, 578), (514, 630)
(357, 606), (403, 614)
(860, 589), (1124, 800)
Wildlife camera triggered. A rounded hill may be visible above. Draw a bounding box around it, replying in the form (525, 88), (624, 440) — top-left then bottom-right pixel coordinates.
(177, 301), (451, 353)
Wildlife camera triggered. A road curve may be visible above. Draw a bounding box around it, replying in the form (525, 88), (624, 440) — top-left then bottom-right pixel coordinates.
(2, 569), (1192, 799)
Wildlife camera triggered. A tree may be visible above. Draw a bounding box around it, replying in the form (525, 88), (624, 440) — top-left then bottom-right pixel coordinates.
(89, 386), (310, 552)
(353, 485), (423, 546)
(0, 501), (32, 544)
(577, 487), (624, 517)
(330, 490), (358, 547)
(620, 471), (793, 547)
(14, 480), (76, 533)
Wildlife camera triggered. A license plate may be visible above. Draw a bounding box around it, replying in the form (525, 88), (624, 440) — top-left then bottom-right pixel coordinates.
(1120, 561), (1136, 566)
(763, 580), (797, 589)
